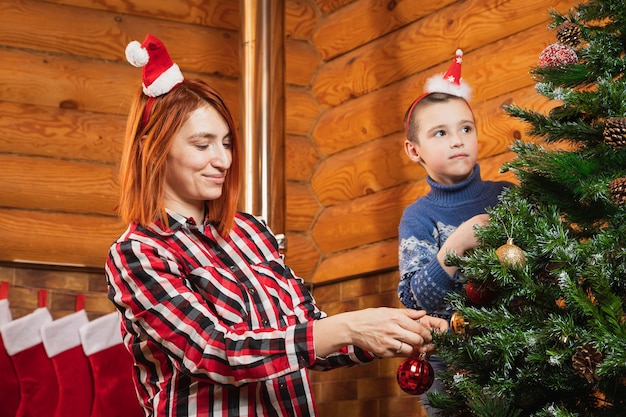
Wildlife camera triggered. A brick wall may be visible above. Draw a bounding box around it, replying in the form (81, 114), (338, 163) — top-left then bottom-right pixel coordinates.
(310, 270), (427, 417)
(0, 265), (425, 416)
(0, 264), (113, 320)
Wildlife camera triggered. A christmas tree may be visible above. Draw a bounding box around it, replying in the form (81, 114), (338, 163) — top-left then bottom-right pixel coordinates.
(428, 0), (626, 415)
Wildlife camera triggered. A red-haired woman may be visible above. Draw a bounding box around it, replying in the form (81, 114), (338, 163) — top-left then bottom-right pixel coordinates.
(105, 34), (447, 417)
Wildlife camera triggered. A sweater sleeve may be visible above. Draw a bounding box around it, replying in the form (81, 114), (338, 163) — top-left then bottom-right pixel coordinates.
(398, 215), (459, 312)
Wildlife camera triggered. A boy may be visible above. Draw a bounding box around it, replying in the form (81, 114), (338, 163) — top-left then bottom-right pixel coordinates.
(398, 50), (511, 415)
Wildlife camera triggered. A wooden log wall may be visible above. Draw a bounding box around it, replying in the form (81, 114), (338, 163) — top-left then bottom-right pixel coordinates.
(306, 0), (580, 283)
(0, 0), (581, 301)
(0, 0), (583, 415)
(0, 0), (320, 315)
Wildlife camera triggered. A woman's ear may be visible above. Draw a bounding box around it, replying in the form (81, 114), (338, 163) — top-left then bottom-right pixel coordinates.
(404, 140), (422, 163)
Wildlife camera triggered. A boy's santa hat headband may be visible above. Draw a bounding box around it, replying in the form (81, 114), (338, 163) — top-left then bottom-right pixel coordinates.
(125, 34), (184, 127)
(405, 49), (472, 134)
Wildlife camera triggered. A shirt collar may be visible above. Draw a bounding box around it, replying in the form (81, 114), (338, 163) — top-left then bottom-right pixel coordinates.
(151, 209), (205, 235)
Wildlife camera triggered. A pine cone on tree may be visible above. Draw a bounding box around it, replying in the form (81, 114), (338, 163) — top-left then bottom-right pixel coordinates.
(556, 21), (582, 48)
(572, 343), (603, 383)
(609, 177), (626, 205)
(537, 262), (562, 284)
(603, 117), (626, 149)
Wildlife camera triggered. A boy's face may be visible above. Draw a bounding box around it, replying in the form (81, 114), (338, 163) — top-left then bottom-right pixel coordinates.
(403, 98), (478, 185)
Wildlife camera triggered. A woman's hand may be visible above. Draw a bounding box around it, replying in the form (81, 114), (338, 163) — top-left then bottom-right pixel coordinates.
(314, 308), (448, 358)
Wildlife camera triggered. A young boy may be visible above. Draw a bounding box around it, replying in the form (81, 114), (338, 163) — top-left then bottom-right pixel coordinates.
(397, 50), (511, 415)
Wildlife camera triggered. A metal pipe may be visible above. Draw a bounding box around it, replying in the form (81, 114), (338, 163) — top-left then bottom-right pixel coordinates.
(239, 0), (286, 246)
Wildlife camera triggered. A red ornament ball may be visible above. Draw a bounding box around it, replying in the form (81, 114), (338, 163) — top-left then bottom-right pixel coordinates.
(397, 355), (435, 395)
(538, 43), (578, 67)
(466, 280), (497, 305)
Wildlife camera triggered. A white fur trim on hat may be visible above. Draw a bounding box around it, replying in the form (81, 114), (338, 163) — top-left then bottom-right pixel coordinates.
(142, 63), (184, 97)
(424, 75), (473, 101)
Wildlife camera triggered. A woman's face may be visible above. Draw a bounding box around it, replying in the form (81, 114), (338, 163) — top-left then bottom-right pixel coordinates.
(163, 104), (232, 220)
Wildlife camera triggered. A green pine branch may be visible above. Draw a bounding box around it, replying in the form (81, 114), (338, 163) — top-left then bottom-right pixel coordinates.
(430, 1), (626, 415)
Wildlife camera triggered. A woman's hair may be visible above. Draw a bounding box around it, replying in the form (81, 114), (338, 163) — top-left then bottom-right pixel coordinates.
(117, 78), (240, 235)
(404, 92), (472, 143)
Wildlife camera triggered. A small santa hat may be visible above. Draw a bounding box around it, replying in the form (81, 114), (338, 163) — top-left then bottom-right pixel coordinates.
(405, 49), (472, 134)
(125, 34), (184, 97)
(424, 49), (472, 100)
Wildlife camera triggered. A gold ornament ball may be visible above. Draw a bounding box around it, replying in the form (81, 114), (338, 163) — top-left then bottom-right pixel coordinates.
(496, 238), (526, 267)
(450, 312), (467, 335)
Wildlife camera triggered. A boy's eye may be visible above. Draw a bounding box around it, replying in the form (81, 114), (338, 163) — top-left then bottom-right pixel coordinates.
(434, 130), (446, 137)
(462, 126), (473, 133)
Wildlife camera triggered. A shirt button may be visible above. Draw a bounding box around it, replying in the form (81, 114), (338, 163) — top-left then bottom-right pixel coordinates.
(229, 265), (236, 271)
(262, 319), (269, 326)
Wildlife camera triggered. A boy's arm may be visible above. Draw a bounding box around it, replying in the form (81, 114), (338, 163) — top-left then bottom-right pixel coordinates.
(398, 216), (456, 311)
(399, 250), (458, 311)
(437, 213), (489, 276)
(398, 214), (488, 312)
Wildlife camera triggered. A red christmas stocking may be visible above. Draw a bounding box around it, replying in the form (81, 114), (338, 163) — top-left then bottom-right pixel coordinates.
(41, 308), (93, 417)
(0, 288), (21, 417)
(1, 306), (59, 417)
(79, 312), (144, 417)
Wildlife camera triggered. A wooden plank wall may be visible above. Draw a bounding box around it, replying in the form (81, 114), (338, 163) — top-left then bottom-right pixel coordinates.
(305, 1), (579, 414)
(0, 0), (319, 270)
(306, 0), (580, 283)
(0, 0), (582, 415)
(0, 0), (581, 301)
(0, 0), (319, 316)
(0, 0), (240, 268)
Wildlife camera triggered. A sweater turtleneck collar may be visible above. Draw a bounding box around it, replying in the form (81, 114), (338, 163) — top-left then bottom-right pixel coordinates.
(425, 164), (485, 206)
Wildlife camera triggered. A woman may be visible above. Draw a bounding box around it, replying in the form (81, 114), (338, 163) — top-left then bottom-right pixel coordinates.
(106, 34), (448, 417)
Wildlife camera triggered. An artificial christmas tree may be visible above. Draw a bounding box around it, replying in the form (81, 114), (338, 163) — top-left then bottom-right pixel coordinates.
(429, 1), (626, 416)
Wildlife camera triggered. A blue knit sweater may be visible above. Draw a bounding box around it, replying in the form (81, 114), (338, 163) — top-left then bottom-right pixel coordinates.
(398, 165), (510, 319)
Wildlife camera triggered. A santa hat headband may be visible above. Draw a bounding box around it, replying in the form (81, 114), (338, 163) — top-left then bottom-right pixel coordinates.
(125, 34), (184, 128)
(126, 34), (184, 97)
(405, 49), (472, 134)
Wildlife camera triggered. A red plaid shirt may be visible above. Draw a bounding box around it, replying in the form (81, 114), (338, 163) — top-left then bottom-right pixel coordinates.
(105, 211), (373, 416)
